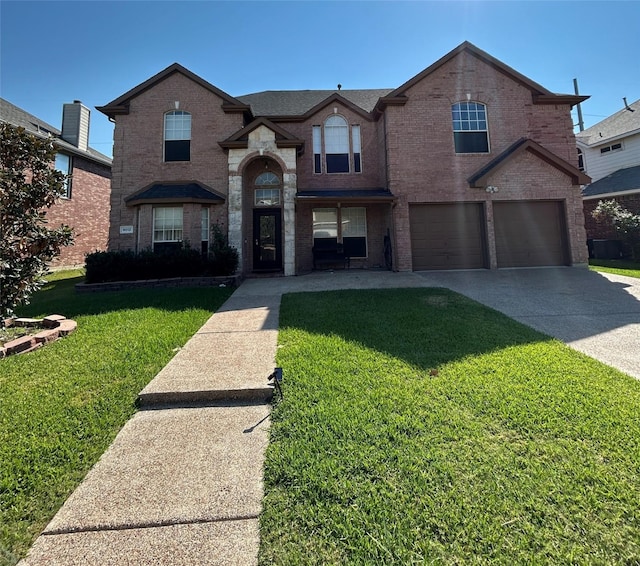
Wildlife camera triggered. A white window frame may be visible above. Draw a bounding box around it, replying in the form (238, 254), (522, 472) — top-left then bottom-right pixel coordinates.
(312, 116), (362, 174)
(55, 152), (72, 198)
(164, 111), (192, 162)
(312, 206), (367, 258)
(452, 101), (489, 154)
(153, 206), (183, 247)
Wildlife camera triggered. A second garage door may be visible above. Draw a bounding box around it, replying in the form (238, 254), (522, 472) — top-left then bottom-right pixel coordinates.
(493, 200), (568, 268)
(410, 203), (487, 270)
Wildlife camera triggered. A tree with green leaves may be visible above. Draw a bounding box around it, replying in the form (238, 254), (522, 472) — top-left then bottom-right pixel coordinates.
(0, 123), (74, 318)
(592, 199), (640, 261)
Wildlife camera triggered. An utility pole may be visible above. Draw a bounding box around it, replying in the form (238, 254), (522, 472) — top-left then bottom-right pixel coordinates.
(573, 78), (585, 132)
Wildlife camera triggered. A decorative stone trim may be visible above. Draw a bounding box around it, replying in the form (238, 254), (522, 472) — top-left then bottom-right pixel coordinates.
(74, 275), (242, 293)
(1, 315), (78, 358)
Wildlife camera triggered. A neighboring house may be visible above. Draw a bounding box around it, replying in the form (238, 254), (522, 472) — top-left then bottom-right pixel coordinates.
(577, 98), (640, 244)
(0, 98), (112, 267)
(97, 41), (589, 276)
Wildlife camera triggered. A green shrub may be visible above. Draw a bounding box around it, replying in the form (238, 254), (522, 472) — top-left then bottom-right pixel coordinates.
(85, 239), (238, 284)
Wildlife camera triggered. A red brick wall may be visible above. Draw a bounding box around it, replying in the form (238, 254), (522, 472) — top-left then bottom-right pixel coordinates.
(48, 156), (111, 268)
(109, 72), (243, 251)
(382, 50), (585, 270)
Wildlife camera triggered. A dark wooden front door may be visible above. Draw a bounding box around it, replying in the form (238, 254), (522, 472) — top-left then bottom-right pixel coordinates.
(253, 209), (282, 270)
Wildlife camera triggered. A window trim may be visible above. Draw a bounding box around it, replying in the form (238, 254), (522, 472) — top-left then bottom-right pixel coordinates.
(452, 101), (490, 154)
(312, 206), (368, 258)
(164, 110), (192, 162)
(153, 206), (183, 251)
(312, 116), (363, 174)
(600, 142), (623, 155)
(55, 152), (72, 198)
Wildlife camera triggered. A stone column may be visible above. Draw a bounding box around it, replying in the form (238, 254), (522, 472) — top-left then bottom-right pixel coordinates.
(228, 174), (243, 271)
(283, 173), (297, 276)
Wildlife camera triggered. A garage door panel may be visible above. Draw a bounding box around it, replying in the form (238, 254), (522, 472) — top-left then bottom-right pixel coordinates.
(410, 204), (487, 270)
(494, 201), (567, 268)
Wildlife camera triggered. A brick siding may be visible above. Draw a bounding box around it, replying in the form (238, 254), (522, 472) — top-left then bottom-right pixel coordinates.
(48, 156), (111, 268)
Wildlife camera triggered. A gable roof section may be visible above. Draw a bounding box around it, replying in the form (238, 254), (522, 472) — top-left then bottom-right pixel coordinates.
(124, 181), (226, 206)
(582, 165), (640, 199)
(0, 98), (112, 166)
(576, 99), (640, 146)
(468, 138), (591, 188)
(376, 41), (587, 113)
(219, 117), (304, 149)
(97, 63), (249, 119)
(237, 89), (392, 120)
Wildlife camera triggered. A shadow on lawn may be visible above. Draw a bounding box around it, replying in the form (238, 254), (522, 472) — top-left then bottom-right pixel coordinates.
(17, 276), (234, 319)
(279, 287), (549, 369)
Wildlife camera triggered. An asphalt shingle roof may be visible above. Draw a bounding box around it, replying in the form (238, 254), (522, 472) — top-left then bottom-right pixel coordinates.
(125, 182), (225, 204)
(582, 165), (640, 197)
(576, 99), (640, 146)
(237, 89), (393, 116)
(0, 98), (112, 166)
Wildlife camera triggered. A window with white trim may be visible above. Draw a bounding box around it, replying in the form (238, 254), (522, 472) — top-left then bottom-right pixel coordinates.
(312, 117), (362, 174)
(452, 102), (489, 153)
(55, 153), (72, 198)
(254, 172), (281, 205)
(153, 206), (183, 252)
(600, 142), (623, 154)
(312, 207), (367, 258)
(201, 207), (210, 255)
(164, 111), (191, 161)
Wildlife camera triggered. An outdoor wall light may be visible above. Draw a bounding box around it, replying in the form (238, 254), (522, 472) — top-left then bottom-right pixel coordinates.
(485, 185), (499, 193)
(268, 367), (283, 397)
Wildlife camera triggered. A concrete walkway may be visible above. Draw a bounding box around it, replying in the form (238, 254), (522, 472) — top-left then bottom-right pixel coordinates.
(20, 268), (640, 565)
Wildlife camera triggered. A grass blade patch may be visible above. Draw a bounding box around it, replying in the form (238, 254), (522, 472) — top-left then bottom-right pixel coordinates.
(260, 288), (640, 565)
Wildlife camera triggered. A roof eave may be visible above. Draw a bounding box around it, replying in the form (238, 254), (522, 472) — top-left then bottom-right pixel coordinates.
(533, 94), (590, 107)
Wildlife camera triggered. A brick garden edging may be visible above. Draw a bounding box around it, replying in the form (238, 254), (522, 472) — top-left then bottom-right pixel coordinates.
(74, 275), (242, 293)
(1, 315), (78, 358)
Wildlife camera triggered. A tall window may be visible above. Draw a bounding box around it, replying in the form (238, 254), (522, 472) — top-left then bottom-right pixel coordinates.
(153, 206), (183, 252)
(201, 207), (210, 255)
(452, 102), (489, 153)
(313, 116), (362, 174)
(577, 148), (585, 172)
(312, 207), (367, 258)
(254, 172), (281, 206)
(55, 153), (72, 198)
(164, 111), (191, 161)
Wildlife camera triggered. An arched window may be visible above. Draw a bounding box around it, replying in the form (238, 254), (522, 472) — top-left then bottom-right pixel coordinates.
(255, 172), (281, 206)
(324, 115), (349, 173)
(451, 102), (489, 153)
(164, 110), (191, 161)
(312, 116), (361, 174)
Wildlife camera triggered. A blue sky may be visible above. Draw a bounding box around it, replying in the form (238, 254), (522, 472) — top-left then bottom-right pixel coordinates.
(1, 1), (639, 159)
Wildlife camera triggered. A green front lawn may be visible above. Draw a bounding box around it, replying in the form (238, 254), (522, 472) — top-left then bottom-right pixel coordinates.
(589, 258), (640, 279)
(0, 272), (232, 565)
(261, 289), (640, 565)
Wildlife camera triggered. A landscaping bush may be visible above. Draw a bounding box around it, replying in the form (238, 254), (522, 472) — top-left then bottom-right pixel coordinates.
(85, 239), (238, 284)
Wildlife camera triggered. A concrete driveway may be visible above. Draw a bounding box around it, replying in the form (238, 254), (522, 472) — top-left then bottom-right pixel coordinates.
(239, 266), (640, 380)
(413, 267), (640, 380)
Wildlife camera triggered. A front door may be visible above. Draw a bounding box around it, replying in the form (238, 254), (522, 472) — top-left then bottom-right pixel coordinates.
(253, 209), (282, 270)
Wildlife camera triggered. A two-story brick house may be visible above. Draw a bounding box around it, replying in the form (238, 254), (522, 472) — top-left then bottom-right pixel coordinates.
(98, 42), (589, 276)
(1, 99), (112, 268)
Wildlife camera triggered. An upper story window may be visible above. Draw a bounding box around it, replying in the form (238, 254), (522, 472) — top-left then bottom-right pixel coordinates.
(164, 111), (191, 162)
(54, 152), (72, 198)
(452, 102), (489, 154)
(577, 148), (585, 171)
(600, 142), (623, 155)
(255, 172), (281, 206)
(312, 116), (362, 174)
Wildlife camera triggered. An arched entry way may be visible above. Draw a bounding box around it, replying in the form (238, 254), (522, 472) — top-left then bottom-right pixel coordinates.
(243, 158), (284, 273)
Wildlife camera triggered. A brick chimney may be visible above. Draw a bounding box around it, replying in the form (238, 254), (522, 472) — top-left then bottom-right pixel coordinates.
(61, 100), (90, 151)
